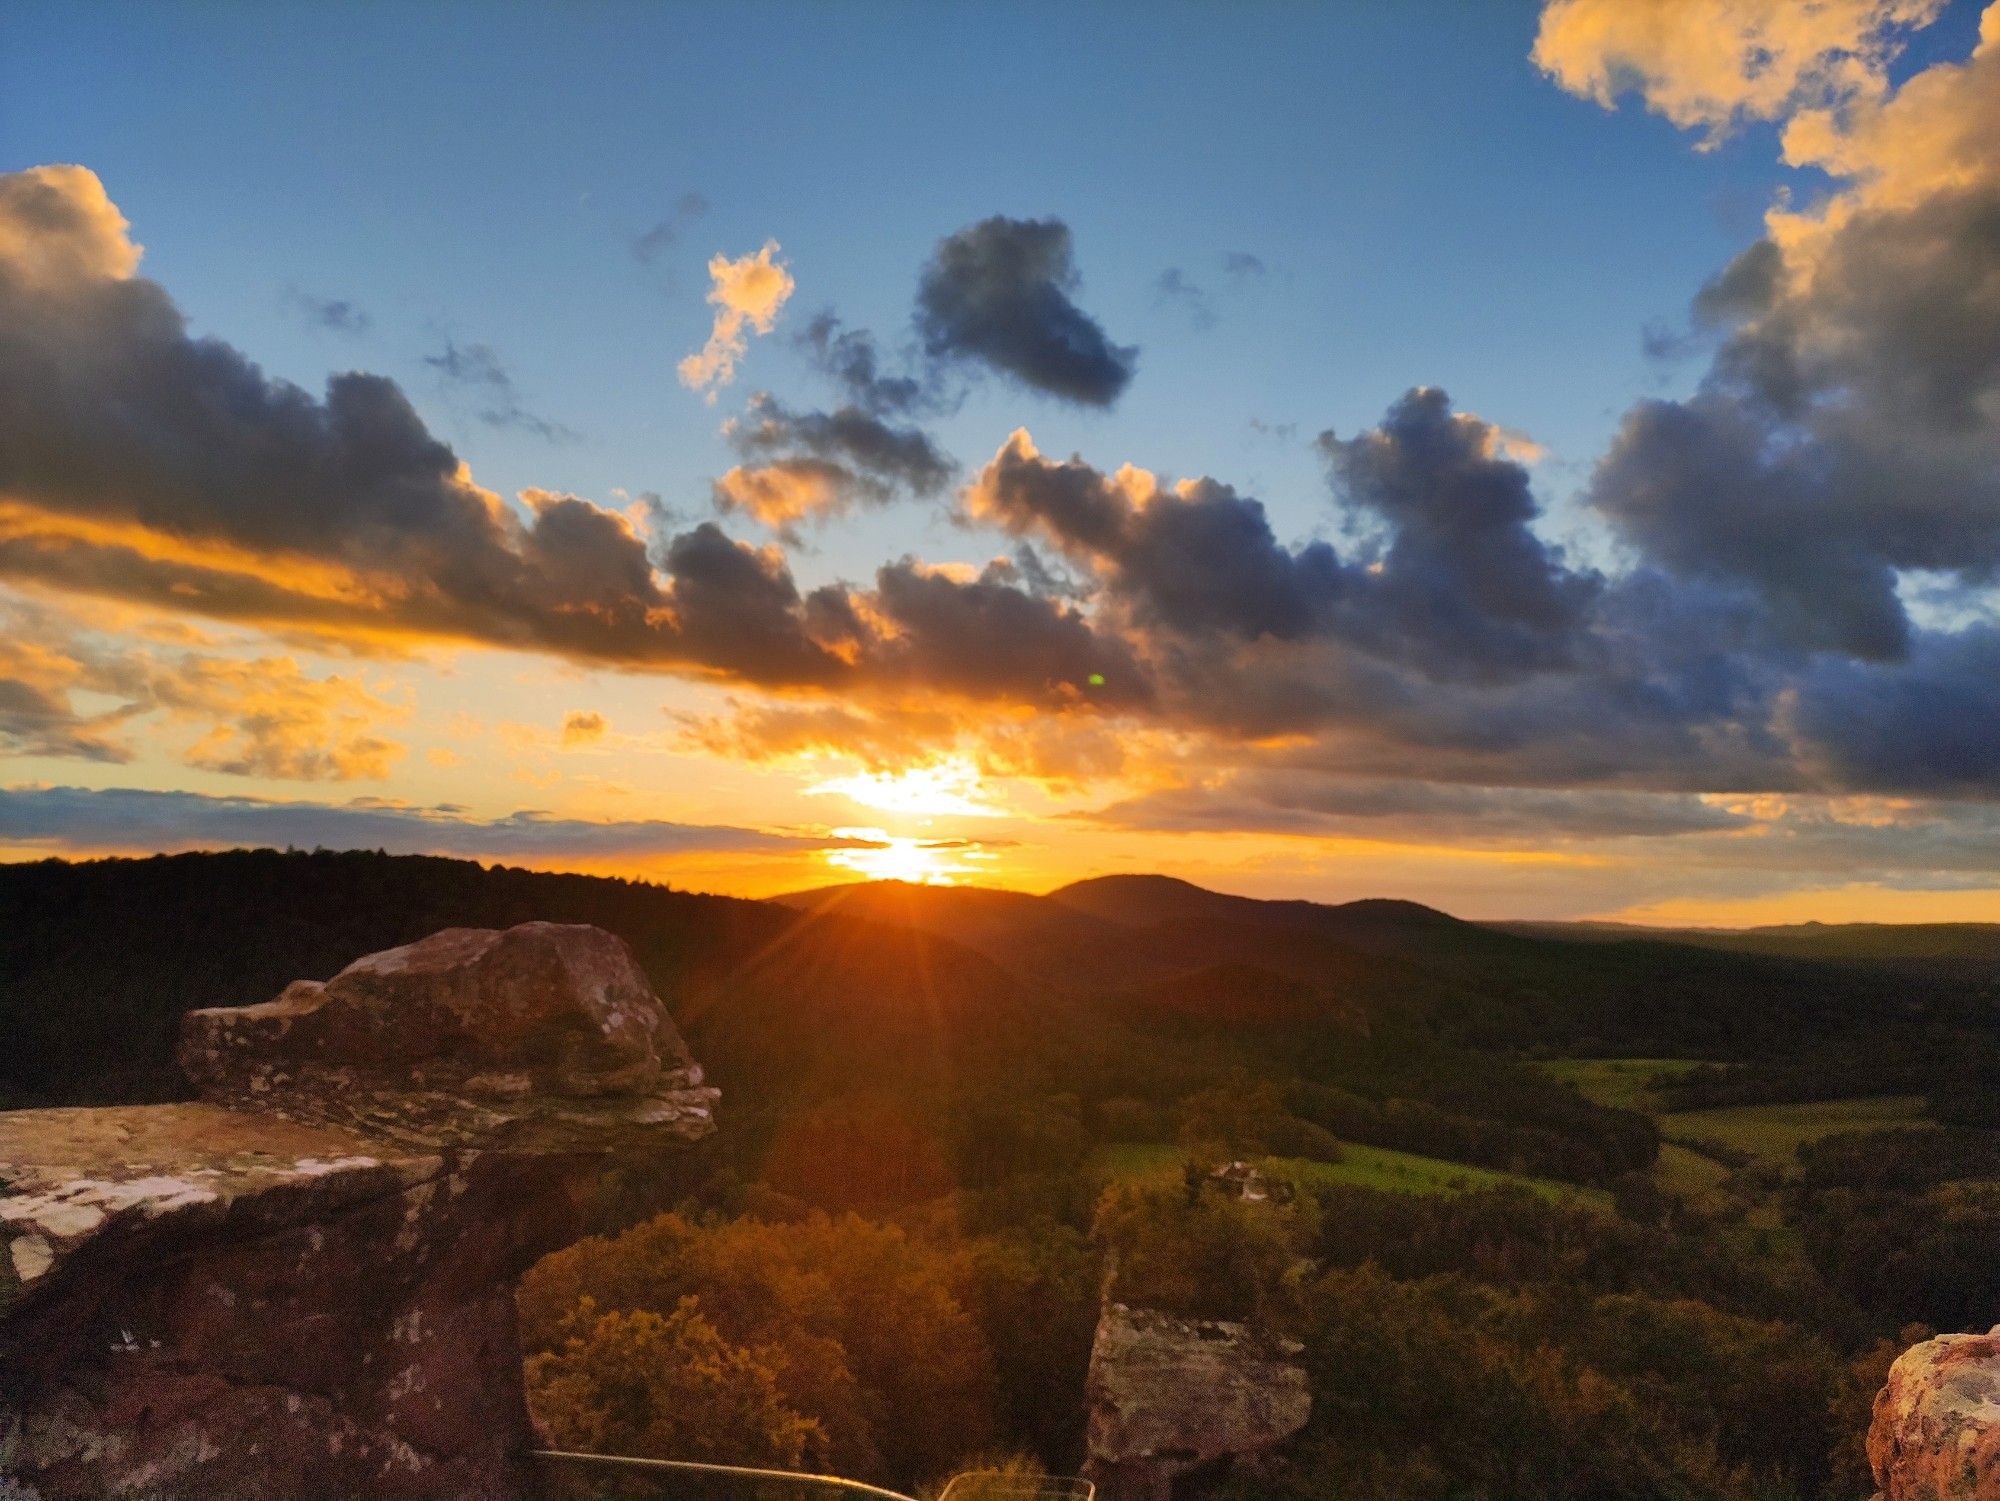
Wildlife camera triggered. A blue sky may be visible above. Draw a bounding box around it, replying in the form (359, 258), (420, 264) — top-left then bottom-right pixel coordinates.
(2, 1), (1996, 921)
(6, 0), (1801, 560)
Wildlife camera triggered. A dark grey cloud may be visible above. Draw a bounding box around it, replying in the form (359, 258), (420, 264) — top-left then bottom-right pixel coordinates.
(0, 675), (134, 763)
(915, 216), (1137, 406)
(1589, 175), (2000, 660)
(424, 338), (579, 443)
(288, 290), (369, 335)
(725, 391), (954, 504)
(796, 311), (936, 418)
(0, 783), (872, 860)
(1222, 251), (1267, 281)
(631, 190), (710, 264)
(1082, 775), (1754, 844)
(1784, 625), (2000, 796)
(862, 555), (1153, 710)
(969, 389), (1594, 683)
(1317, 386), (1598, 680)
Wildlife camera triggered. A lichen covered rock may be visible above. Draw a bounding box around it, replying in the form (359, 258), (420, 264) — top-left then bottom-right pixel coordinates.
(1, 923), (715, 1500)
(1083, 1302), (1310, 1501)
(1870, 1326), (2000, 1501)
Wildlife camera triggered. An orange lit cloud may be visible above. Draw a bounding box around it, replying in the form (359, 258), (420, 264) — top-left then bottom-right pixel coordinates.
(1533, 0), (1945, 146)
(0, 593), (406, 780)
(713, 460), (848, 534)
(560, 709), (608, 747)
(677, 240), (795, 395)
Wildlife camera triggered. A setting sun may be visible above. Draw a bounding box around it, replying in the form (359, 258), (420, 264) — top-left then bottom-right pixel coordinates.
(808, 759), (1005, 819)
(823, 827), (986, 885)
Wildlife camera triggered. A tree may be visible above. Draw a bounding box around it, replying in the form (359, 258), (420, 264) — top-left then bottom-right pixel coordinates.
(526, 1296), (825, 1469)
(519, 1210), (998, 1490)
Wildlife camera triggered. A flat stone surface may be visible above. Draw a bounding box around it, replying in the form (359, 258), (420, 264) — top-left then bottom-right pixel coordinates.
(0, 922), (716, 1500)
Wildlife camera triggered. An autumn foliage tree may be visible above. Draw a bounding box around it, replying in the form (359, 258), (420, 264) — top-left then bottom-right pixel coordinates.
(520, 1210), (997, 1490)
(528, 1296), (824, 1468)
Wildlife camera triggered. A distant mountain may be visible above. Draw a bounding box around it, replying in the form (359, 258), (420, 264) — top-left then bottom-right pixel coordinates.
(1497, 918), (2000, 964)
(1048, 874), (1481, 960)
(773, 877), (1422, 1027)
(770, 880), (1181, 992)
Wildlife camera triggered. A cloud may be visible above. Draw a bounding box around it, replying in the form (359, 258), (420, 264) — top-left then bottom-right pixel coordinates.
(1533, 0), (1945, 147)
(288, 290), (369, 334)
(0, 593), (405, 780)
(424, 338), (578, 442)
(712, 391), (956, 534)
(795, 311), (936, 417)
(560, 710), (607, 747)
(1153, 267), (1214, 329)
(0, 169), (1138, 709)
(1571, 0), (2000, 658)
(1083, 774), (1756, 844)
(967, 391), (1591, 682)
(0, 783), (874, 861)
(712, 461), (854, 536)
(1222, 251), (1267, 281)
(915, 216), (1137, 405)
(630, 191), (710, 264)
(678, 239), (795, 395)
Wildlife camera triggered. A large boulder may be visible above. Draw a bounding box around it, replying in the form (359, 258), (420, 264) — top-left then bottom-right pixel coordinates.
(1083, 1303), (1311, 1501)
(1870, 1327), (2000, 1501)
(1, 923), (716, 1500)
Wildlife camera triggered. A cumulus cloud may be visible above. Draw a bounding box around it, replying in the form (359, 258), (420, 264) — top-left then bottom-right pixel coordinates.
(1533, 0), (1945, 146)
(678, 239), (795, 395)
(0, 783), (876, 860)
(916, 216), (1137, 405)
(713, 391), (955, 535)
(1572, 0), (2000, 658)
(966, 390), (1592, 682)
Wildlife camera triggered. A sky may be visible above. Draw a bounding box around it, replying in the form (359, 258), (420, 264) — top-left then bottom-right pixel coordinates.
(2, 0), (1998, 923)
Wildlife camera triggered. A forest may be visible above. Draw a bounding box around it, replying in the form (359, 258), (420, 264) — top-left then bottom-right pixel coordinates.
(4, 849), (1997, 1499)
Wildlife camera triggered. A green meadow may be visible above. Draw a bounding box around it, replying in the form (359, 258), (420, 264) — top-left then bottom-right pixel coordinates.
(1097, 1139), (1611, 1209)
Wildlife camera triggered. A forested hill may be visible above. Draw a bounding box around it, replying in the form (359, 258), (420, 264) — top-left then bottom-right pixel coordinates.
(8, 851), (1997, 1123)
(0, 849), (1051, 1111)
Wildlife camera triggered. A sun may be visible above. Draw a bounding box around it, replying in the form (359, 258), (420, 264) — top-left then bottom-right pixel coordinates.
(807, 757), (1004, 818)
(824, 828), (981, 885)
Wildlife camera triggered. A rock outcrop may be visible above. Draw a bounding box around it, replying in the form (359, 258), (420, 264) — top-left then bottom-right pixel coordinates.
(1870, 1326), (2000, 1501)
(0, 923), (716, 1501)
(1083, 1303), (1311, 1501)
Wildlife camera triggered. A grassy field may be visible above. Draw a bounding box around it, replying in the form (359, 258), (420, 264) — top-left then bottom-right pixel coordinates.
(1538, 1057), (1703, 1111)
(1542, 1057), (1935, 1185)
(1660, 1096), (1931, 1167)
(1653, 1140), (1736, 1198)
(1097, 1140), (1610, 1209)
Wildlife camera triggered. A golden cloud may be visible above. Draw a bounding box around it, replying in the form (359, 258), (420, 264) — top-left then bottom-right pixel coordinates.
(677, 240), (795, 395)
